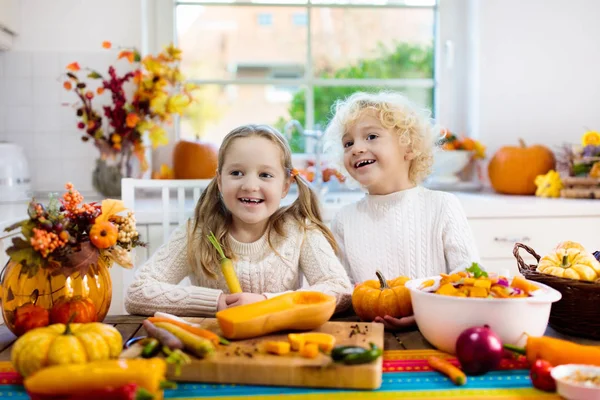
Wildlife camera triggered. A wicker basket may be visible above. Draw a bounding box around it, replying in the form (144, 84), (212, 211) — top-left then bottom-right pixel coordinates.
(513, 243), (600, 340)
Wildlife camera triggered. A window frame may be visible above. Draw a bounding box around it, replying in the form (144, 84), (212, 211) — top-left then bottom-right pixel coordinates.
(143, 0), (468, 149)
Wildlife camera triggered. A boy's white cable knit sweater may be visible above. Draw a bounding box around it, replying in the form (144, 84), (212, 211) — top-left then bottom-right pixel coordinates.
(332, 186), (480, 283)
(125, 219), (352, 317)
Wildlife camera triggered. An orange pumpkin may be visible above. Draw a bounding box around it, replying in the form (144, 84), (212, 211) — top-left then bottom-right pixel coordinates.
(352, 270), (413, 321)
(173, 139), (218, 179)
(13, 304), (50, 335)
(488, 139), (555, 195)
(50, 296), (98, 324)
(89, 221), (118, 249)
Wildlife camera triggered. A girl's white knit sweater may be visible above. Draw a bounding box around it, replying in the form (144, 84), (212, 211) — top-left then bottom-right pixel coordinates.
(125, 218), (353, 317)
(331, 186), (480, 283)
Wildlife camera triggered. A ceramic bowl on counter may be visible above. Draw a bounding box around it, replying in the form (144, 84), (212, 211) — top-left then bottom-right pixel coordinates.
(550, 364), (600, 400)
(404, 276), (562, 354)
(428, 149), (472, 185)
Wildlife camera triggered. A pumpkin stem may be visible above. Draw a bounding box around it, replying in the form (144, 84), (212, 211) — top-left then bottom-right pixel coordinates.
(518, 138), (527, 148)
(561, 254), (569, 267)
(375, 270), (389, 290)
(63, 312), (77, 335)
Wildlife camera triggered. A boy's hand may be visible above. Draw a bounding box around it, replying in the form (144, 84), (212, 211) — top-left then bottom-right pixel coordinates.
(373, 315), (416, 331)
(225, 293), (267, 308)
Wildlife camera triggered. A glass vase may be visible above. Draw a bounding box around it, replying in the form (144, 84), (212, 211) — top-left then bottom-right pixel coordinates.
(0, 251), (113, 337)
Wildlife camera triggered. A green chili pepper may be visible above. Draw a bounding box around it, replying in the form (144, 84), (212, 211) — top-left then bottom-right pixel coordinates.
(331, 346), (369, 362)
(340, 343), (382, 365)
(141, 338), (160, 358)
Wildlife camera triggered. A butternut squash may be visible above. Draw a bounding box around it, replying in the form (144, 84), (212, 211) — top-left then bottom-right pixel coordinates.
(216, 291), (336, 340)
(300, 343), (320, 359)
(265, 341), (291, 355)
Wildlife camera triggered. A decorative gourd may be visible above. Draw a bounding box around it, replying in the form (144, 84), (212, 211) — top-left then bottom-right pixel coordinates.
(534, 170), (563, 198)
(172, 139), (218, 179)
(488, 139), (555, 195)
(537, 245), (600, 282)
(89, 221), (118, 249)
(50, 296), (98, 324)
(13, 304), (50, 336)
(11, 322), (123, 377)
(216, 291), (336, 340)
(352, 270), (412, 322)
(555, 241), (586, 251)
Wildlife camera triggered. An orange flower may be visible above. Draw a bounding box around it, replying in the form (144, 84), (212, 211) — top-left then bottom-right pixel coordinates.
(126, 113), (140, 128)
(96, 87), (105, 95)
(66, 62), (81, 72)
(63, 81), (72, 90)
(461, 137), (475, 151)
(102, 41), (112, 49)
(118, 50), (135, 63)
(85, 91), (94, 100)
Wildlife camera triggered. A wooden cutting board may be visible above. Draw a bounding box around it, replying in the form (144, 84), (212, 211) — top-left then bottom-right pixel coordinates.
(122, 319), (384, 390)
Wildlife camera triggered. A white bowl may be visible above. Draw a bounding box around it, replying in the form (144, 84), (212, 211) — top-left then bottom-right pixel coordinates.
(429, 150), (471, 184)
(405, 276), (562, 354)
(551, 364), (600, 400)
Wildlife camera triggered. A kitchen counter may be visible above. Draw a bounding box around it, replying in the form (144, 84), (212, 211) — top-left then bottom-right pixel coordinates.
(3, 189), (600, 228)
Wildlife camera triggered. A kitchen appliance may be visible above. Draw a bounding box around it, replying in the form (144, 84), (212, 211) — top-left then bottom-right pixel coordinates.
(0, 142), (32, 202)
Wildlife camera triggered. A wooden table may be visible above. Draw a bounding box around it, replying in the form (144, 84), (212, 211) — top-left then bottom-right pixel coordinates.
(1, 314), (598, 361)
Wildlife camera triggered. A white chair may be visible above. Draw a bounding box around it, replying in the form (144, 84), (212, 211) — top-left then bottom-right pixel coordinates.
(111, 178), (212, 315)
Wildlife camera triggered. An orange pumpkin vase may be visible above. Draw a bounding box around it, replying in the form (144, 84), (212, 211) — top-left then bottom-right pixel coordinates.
(488, 139), (555, 195)
(352, 270), (413, 321)
(173, 139), (218, 179)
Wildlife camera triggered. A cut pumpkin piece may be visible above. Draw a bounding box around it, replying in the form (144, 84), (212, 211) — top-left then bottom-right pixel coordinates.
(216, 291), (336, 340)
(288, 332), (336, 353)
(510, 276), (539, 294)
(300, 343), (320, 359)
(264, 341), (291, 355)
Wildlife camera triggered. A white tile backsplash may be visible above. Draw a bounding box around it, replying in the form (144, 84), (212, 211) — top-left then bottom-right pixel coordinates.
(33, 78), (61, 105)
(32, 52), (61, 78)
(5, 106), (34, 132)
(33, 105), (62, 132)
(3, 53), (33, 78)
(2, 78), (33, 106)
(0, 50), (115, 193)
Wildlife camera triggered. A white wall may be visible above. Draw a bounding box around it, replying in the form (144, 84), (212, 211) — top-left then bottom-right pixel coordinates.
(465, 0), (600, 155)
(0, 0), (143, 192)
(1, 0), (600, 192)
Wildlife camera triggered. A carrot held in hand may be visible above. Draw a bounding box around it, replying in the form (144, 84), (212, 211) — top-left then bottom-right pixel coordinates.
(207, 231), (242, 294)
(428, 356), (467, 386)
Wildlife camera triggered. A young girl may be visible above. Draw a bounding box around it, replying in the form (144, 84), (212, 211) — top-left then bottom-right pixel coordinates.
(125, 124), (352, 316)
(324, 91), (480, 330)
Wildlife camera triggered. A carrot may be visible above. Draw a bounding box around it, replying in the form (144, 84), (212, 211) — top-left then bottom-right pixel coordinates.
(153, 322), (215, 358)
(504, 336), (600, 367)
(207, 231), (242, 293)
(146, 317), (228, 346)
(428, 356), (467, 386)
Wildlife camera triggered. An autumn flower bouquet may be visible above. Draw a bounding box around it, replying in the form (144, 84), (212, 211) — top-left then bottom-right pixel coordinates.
(438, 129), (486, 159)
(1, 183), (144, 336)
(62, 41), (196, 196)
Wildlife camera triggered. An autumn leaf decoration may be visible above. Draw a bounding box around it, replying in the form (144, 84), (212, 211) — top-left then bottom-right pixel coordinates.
(95, 199), (128, 224)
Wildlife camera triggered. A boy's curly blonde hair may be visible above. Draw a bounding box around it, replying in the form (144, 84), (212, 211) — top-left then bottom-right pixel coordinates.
(324, 91), (440, 186)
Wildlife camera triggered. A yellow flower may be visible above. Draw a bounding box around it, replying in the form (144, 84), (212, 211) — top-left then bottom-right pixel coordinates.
(150, 92), (168, 115)
(167, 94), (191, 115)
(148, 126), (169, 149)
(534, 170), (563, 198)
(165, 43), (182, 61)
(582, 131), (600, 146)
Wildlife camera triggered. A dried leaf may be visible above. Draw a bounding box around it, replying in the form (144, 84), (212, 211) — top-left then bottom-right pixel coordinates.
(3, 219), (27, 233)
(57, 242), (99, 277)
(95, 199), (128, 223)
(87, 71), (102, 79)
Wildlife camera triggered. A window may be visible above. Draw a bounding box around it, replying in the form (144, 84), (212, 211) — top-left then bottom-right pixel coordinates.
(257, 13), (273, 26)
(175, 1), (436, 152)
(292, 12), (307, 26)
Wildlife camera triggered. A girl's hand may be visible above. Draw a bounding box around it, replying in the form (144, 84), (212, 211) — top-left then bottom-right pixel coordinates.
(217, 293), (228, 311)
(225, 293), (267, 308)
(373, 315), (416, 331)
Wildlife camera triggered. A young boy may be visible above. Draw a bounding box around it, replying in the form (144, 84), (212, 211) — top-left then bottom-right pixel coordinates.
(324, 91), (480, 330)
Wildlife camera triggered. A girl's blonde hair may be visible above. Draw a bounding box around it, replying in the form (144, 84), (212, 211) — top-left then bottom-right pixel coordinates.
(324, 91), (439, 185)
(187, 124), (338, 277)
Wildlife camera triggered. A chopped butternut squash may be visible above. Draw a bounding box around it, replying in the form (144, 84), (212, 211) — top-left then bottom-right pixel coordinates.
(288, 332), (336, 353)
(300, 343), (319, 359)
(265, 341), (291, 355)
